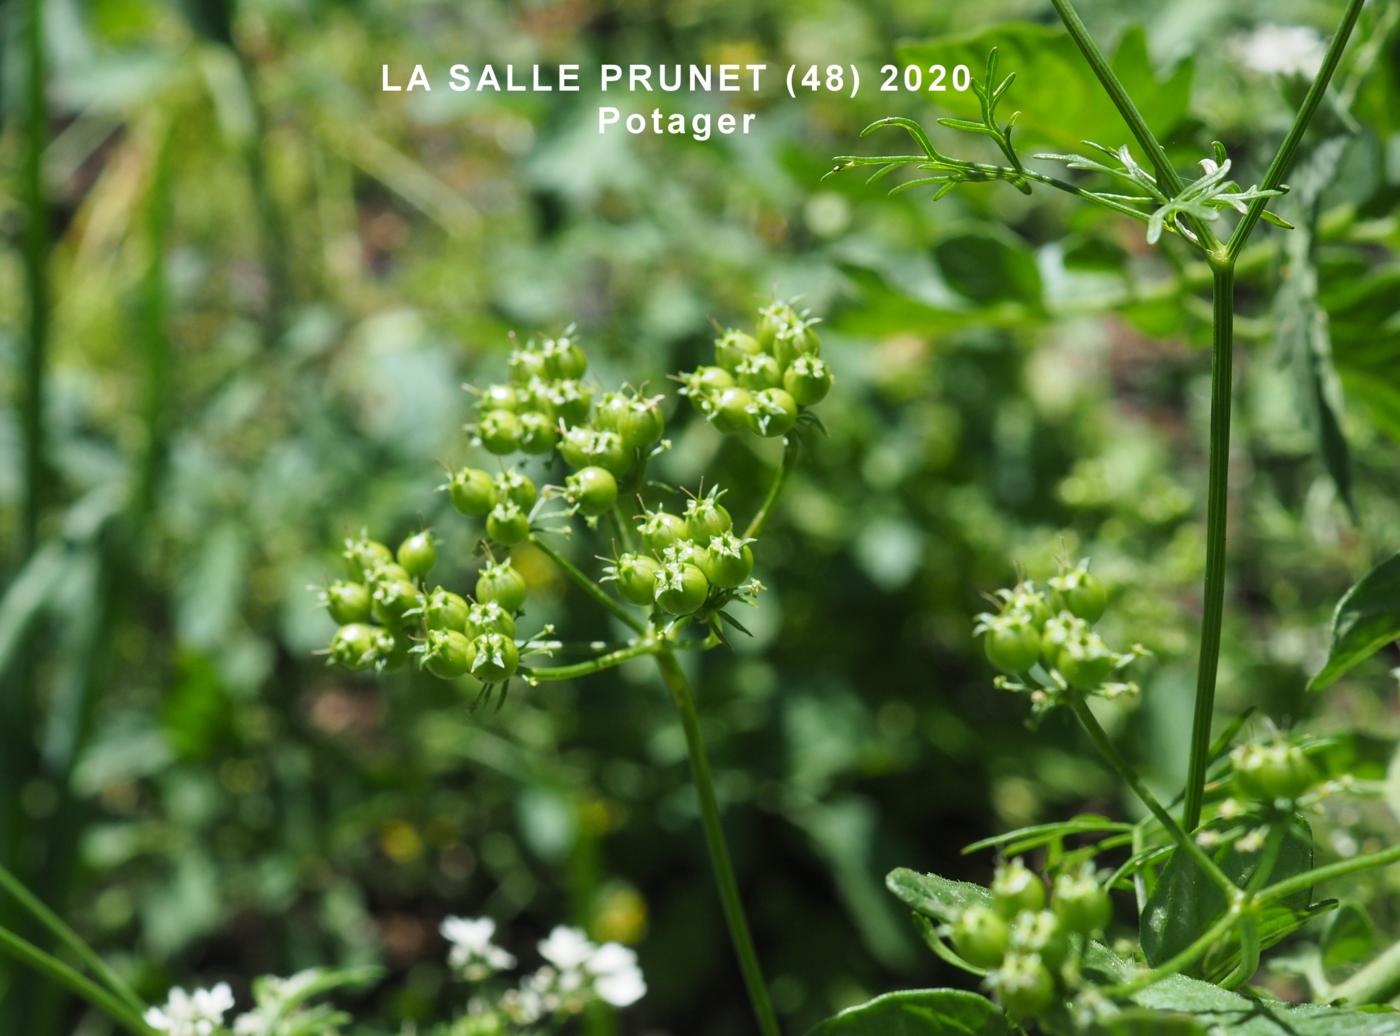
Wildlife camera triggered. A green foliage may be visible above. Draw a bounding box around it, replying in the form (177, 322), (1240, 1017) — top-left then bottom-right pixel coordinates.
(805, 988), (1009, 1035)
(1310, 553), (1400, 691)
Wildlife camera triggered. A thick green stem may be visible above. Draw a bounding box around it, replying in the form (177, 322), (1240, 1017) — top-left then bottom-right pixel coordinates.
(1259, 843), (1400, 906)
(653, 650), (781, 1036)
(1226, 0), (1368, 259)
(530, 535), (647, 635)
(0, 927), (152, 1036)
(1067, 696), (1238, 899)
(1183, 263), (1235, 832)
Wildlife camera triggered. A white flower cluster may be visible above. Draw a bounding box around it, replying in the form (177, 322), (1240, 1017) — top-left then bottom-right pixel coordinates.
(1231, 24), (1327, 77)
(443, 918), (646, 1027)
(144, 983), (236, 1036)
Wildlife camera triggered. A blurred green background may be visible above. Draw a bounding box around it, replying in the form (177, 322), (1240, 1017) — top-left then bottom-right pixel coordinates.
(2, 0), (1399, 1032)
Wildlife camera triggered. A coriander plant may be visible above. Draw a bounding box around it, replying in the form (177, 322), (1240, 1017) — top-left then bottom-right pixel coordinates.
(814, 0), (1400, 1033)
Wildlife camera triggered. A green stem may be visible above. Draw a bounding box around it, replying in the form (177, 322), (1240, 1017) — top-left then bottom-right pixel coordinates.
(1183, 262), (1235, 832)
(19, 0), (49, 555)
(0, 867), (143, 1014)
(1067, 696), (1238, 899)
(1104, 910), (1239, 997)
(1225, 0), (1368, 260)
(1333, 939), (1400, 1006)
(524, 640), (660, 681)
(744, 437), (801, 540)
(609, 505), (636, 554)
(653, 650), (781, 1036)
(1047, 0), (1219, 251)
(1258, 843), (1400, 906)
(0, 927), (152, 1036)
(530, 535), (647, 635)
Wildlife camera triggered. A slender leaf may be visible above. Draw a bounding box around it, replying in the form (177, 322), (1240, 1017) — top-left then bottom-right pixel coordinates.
(1309, 552), (1400, 690)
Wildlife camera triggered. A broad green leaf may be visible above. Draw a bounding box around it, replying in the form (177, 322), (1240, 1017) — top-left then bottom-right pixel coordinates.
(886, 868), (992, 923)
(897, 23), (1194, 154)
(1309, 553), (1400, 691)
(806, 989), (1008, 1036)
(1141, 819), (1313, 980)
(931, 227), (1042, 308)
(1133, 973), (1400, 1034)
(1094, 1009), (1207, 1035)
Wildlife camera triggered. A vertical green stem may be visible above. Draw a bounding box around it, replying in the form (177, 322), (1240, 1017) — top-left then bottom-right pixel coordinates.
(653, 650), (781, 1036)
(1183, 263), (1235, 832)
(0, 927), (152, 1036)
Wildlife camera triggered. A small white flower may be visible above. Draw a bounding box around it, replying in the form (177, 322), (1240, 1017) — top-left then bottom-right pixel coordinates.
(144, 983), (235, 1036)
(588, 942), (646, 1007)
(537, 926), (595, 971)
(441, 915), (517, 980)
(1232, 24), (1327, 77)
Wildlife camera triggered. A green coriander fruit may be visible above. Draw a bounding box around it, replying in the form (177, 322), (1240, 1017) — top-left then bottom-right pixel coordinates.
(952, 906), (1009, 969)
(750, 387), (799, 437)
(1009, 910), (1069, 973)
(543, 336), (587, 379)
(328, 623), (378, 671)
(476, 560), (527, 613)
(396, 531), (436, 578)
(996, 953), (1055, 1018)
(637, 509), (687, 554)
(372, 577), (421, 626)
(464, 600), (516, 638)
(365, 561), (412, 589)
(478, 409), (523, 455)
(1050, 561), (1107, 623)
(688, 366), (736, 395)
(783, 355), (832, 406)
(508, 349), (549, 384)
(710, 387), (755, 435)
(558, 426), (597, 469)
(715, 329), (761, 373)
(517, 411), (558, 454)
(1231, 743), (1317, 801)
(370, 627), (411, 672)
(983, 613), (1041, 674)
(470, 632), (519, 683)
(992, 859), (1045, 918)
(479, 383), (519, 412)
(423, 588), (470, 631)
(756, 300), (800, 349)
(422, 629), (475, 679)
(548, 379), (593, 426)
(1056, 632), (1117, 690)
(343, 536), (394, 579)
(737, 353), (783, 391)
(683, 494), (732, 542)
(699, 531), (753, 588)
(654, 562), (709, 615)
(615, 396), (665, 451)
(485, 502), (530, 545)
(1052, 869), (1111, 934)
(567, 466), (618, 516)
(586, 429), (630, 476)
(772, 317), (821, 368)
(610, 554), (662, 606)
(324, 581), (371, 624)
(494, 470), (538, 510)
(449, 468), (497, 517)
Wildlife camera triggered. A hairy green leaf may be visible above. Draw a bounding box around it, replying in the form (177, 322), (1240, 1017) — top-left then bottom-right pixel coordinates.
(806, 989), (1008, 1036)
(886, 868), (992, 923)
(1310, 553), (1400, 690)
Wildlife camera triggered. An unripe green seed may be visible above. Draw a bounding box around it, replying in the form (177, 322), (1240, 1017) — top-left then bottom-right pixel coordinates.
(783, 355), (832, 406)
(479, 383), (519, 412)
(343, 536), (394, 579)
(508, 349), (549, 385)
(422, 629), (475, 679)
(423, 588), (470, 632)
(1009, 910), (1069, 973)
(486, 502), (530, 545)
(996, 952), (1055, 1018)
(952, 906), (1009, 968)
(992, 859), (1045, 918)
(567, 466), (619, 516)
(548, 379), (593, 427)
(1050, 562), (1107, 623)
(715, 329), (761, 373)
(1052, 869), (1111, 934)
(476, 560), (527, 613)
(610, 553), (663, 606)
(750, 387), (799, 437)
(478, 409), (523, 455)
(470, 631), (519, 683)
(494, 470), (538, 510)
(517, 411), (559, 454)
(710, 387), (755, 435)
(372, 577), (421, 626)
(737, 353), (783, 391)
(683, 494), (732, 542)
(698, 531), (754, 588)
(449, 468), (497, 517)
(328, 623), (378, 671)
(464, 600), (517, 638)
(324, 581), (371, 624)
(637, 509), (687, 554)
(654, 562), (709, 615)
(542, 336), (587, 379)
(1231, 743), (1318, 802)
(397, 531), (436, 578)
